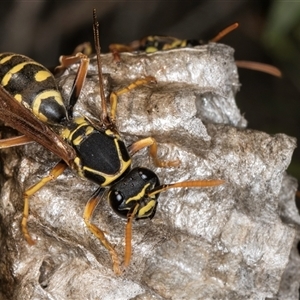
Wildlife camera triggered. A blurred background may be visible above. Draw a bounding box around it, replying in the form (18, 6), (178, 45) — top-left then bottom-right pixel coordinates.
(0, 0), (299, 187)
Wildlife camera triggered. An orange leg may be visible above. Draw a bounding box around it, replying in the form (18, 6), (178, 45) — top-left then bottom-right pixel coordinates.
(129, 137), (180, 168)
(55, 53), (90, 116)
(0, 135), (33, 148)
(235, 61), (282, 77)
(83, 188), (121, 275)
(55, 52), (89, 73)
(109, 43), (136, 63)
(71, 42), (92, 56)
(22, 160), (67, 245)
(109, 76), (156, 123)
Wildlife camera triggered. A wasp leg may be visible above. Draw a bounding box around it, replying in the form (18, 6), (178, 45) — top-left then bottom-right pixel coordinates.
(22, 160), (67, 245)
(55, 53), (90, 117)
(124, 204), (139, 267)
(109, 76), (156, 122)
(129, 137), (180, 168)
(83, 188), (121, 275)
(72, 42), (92, 56)
(235, 61), (282, 77)
(55, 52), (90, 118)
(0, 135), (34, 149)
(109, 43), (136, 63)
(55, 52), (88, 73)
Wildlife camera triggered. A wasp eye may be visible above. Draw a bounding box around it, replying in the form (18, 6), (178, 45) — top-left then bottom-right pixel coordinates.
(109, 189), (128, 218)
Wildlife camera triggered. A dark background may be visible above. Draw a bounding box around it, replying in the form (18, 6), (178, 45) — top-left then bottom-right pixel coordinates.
(0, 0), (299, 185)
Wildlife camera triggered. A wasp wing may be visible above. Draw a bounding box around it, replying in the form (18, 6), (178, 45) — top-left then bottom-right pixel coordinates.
(0, 85), (76, 167)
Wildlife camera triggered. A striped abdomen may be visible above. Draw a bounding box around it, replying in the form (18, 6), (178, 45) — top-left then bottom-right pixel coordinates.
(0, 53), (67, 125)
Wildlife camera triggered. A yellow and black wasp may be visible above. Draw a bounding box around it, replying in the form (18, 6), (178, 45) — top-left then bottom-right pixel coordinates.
(0, 10), (224, 274)
(109, 23), (239, 57)
(109, 23), (281, 77)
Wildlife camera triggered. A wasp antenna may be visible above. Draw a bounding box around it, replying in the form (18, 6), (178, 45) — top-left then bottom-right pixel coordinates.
(148, 179), (225, 197)
(124, 203), (140, 267)
(210, 23), (239, 42)
(93, 9), (109, 124)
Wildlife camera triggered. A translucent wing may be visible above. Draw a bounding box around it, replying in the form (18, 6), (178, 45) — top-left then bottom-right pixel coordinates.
(0, 85), (76, 167)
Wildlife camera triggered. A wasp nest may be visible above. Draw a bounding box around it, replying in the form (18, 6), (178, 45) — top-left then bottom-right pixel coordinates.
(0, 43), (297, 300)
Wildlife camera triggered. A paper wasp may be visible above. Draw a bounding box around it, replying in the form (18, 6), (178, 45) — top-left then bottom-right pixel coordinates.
(109, 23), (281, 78)
(0, 10), (224, 274)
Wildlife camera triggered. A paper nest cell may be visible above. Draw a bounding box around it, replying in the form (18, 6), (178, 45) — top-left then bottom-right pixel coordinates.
(0, 43), (297, 300)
